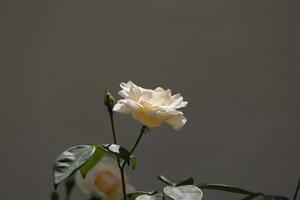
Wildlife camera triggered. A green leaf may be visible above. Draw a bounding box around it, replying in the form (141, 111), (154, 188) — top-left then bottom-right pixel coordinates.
(157, 175), (194, 187)
(129, 155), (137, 170)
(101, 144), (130, 164)
(136, 193), (164, 200)
(124, 191), (158, 200)
(198, 183), (254, 195)
(157, 175), (176, 186)
(164, 185), (203, 200)
(176, 177), (194, 186)
(80, 145), (106, 177)
(52, 145), (95, 189)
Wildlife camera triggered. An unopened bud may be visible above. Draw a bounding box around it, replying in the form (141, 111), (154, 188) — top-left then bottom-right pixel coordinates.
(104, 90), (116, 112)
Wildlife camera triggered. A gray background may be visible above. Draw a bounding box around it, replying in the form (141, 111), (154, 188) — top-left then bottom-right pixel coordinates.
(0, 0), (299, 200)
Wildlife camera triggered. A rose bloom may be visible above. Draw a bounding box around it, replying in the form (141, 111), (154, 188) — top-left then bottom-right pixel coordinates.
(113, 81), (188, 130)
(76, 158), (135, 200)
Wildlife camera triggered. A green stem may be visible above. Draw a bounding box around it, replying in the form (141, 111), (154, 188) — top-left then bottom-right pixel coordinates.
(129, 125), (147, 156)
(109, 111), (117, 144)
(120, 166), (127, 200)
(119, 125), (147, 198)
(108, 111), (127, 200)
(293, 179), (300, 200)
(108, 110), (148, 200)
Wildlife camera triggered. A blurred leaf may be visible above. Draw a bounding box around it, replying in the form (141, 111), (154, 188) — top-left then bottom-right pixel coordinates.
(136, 193), (164, 200)
(157, 175), (176, 186)
(50, 191), (59, 200)
(80, 145), (106, 177)
(101, 144), (130, 164)
(52, 145), (95, 189)
(65, 176), (75, 189)
(129, 155), (137, 170)
(176, 178), (194, 186)
(65, 175), (75, 199)
(89, 196), (102, 200)
(198, 183), (254, 195)
(164, 185), (203, 200)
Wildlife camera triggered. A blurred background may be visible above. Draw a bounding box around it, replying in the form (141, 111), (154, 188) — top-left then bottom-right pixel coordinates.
(0, 0), (299, 199)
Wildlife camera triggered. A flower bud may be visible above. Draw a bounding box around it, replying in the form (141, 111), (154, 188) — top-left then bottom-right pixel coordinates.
(104, 90), (116, 112)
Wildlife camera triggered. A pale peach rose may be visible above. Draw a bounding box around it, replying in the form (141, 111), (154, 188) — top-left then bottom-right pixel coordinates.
(113, 81), (187, 130)
(76, 158), (135, 200)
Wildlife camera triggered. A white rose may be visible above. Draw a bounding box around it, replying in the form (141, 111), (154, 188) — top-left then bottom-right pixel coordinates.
(76, 157), (135, 200)
(113, 81), (188, 130)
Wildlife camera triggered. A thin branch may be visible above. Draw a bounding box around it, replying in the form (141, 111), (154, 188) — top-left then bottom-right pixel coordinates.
(107, 112), (126, 200)
(293, 179), (300, 200)
(129, 125), (147, 156)
(109, 112), (117, 144)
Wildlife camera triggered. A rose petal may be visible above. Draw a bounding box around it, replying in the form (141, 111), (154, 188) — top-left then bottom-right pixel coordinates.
(166, 114), (187, 130)
(113, 101), (131, 114)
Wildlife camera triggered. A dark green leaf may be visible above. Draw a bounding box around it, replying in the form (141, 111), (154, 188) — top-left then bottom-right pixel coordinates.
(198, 183), (254, 195)
(101, 144), (130, 164)
(80, 145), (106, 177)
(129, 155), (137, 170)
(52, 145), (95, 189)
(50, 192), (59, 200)
(176, 177), (194, 186)
(164, 185), (203, 200)
(157, 175), (176, 186)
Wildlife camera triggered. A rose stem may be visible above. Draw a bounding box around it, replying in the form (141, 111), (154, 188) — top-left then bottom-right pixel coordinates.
(109, 112), (117, 144)
(293, 178), (300, 200)
(129, 125), (147, 156)
(108, 111), (127, 200)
